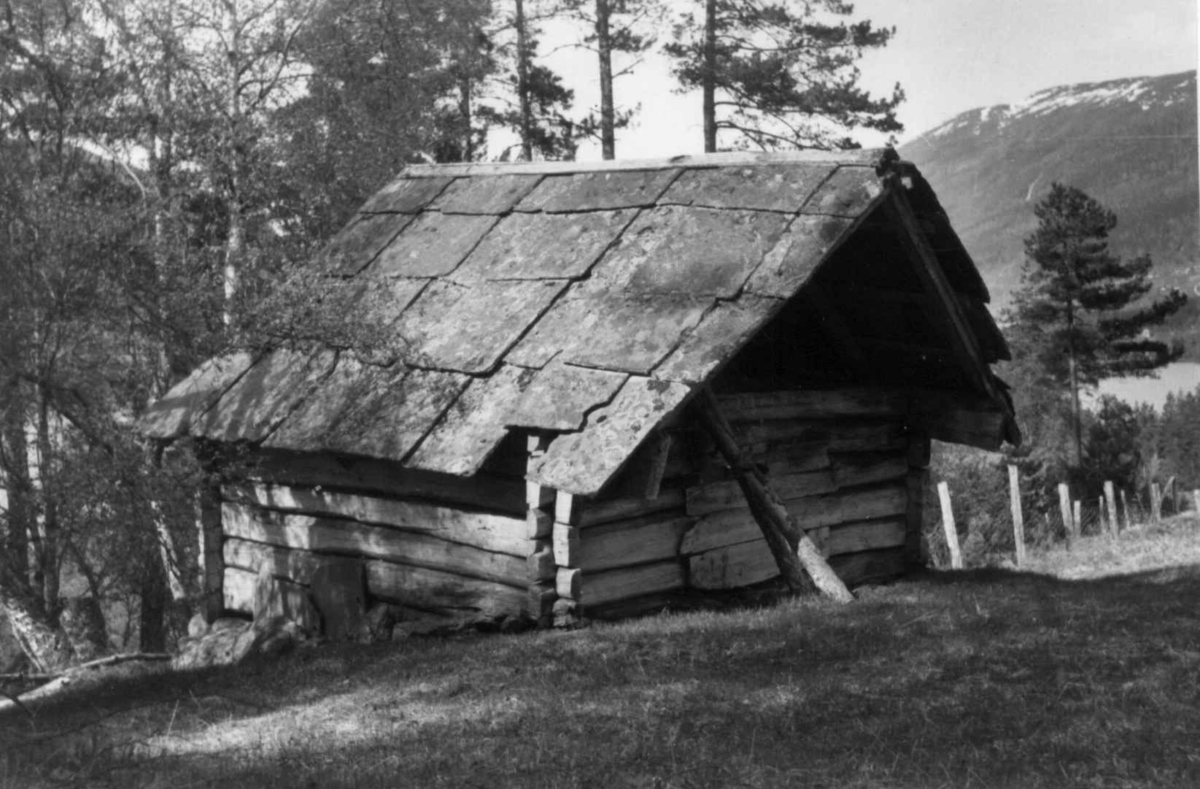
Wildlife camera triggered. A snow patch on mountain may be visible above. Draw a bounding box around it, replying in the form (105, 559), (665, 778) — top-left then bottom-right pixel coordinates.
(916, 71), (1196, 142)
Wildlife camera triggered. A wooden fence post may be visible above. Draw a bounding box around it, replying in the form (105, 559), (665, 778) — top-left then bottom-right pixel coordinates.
(1057, 483), (1073, 545)
(1120, 489), (1131, 530)
(937, 481), (962, 569)
(1097, 496), (1106, 534)
(1151, 483), (1162, 524)
(1073, 500), (1081, 537)
(1104, 481), (1119, 536)
(1008, 465), (1025, 566)
(1193, 489), (1200, 520)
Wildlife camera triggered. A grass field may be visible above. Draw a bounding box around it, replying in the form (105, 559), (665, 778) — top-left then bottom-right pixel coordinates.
(2, 515), (1199, 789)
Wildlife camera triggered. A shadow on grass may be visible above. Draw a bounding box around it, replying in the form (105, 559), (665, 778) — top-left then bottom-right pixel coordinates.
(4, 562), (1200, 788)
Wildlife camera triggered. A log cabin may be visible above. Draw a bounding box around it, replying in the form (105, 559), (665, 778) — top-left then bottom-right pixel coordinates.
(139, 148), (1019, 630)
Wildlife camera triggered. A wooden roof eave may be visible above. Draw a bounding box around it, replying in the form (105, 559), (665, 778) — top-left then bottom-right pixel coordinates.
(882, 185), (1020, 448)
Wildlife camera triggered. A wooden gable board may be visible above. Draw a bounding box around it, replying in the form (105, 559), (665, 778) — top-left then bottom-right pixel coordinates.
(408, 279), (569, 374)
(658, 163), (833, 212)
(194, 349), (337, 442)
(451, 209), (635, 281)
(320, 365), (470, 462)
(801, 166), (884, 218)
(507, 359), (628, 431)
(139, 352), (254, 439)
(406, 364), (536, 476)
(530, 377), (694, 495)
(360, 176), (454, 213)
(590, 206), (790, 298)
(506, 288), (713, 374)
(652, 294), (784, 384)
(429, 174), (543, 214)
(516, 169), (680, 212)
(366, 213), (498, 278)
(744, 214), (855, 298)
(317, 213), (416, 276)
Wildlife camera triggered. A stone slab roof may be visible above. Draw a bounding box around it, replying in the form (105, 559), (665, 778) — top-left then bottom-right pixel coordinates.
(141, 149), (1014, 496)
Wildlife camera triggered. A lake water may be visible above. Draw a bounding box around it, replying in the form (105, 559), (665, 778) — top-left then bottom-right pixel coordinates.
(1095, 362), (1200, 410)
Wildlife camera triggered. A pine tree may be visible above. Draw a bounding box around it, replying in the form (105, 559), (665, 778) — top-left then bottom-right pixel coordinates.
(664, 0), (903, 152)
(564, 0), (658, 159)
(1011, 183), (1188, 467)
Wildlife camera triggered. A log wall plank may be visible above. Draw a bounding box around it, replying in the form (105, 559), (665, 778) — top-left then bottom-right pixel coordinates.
(717, 388), (907, 421)
(249, 450), (530, 515)
(222, 503), (528, 586)
(365, 560), (527, 618)
(830, 452), (909, 488)
(584, 560), (686, 607)
(686, 470), (836, 516)
(579, 514), (695, 573)
(689, 540), (777, 590)
(577, 488), (686, 527)
(681, 482), (907, 555)
(224, 485), (528, 556)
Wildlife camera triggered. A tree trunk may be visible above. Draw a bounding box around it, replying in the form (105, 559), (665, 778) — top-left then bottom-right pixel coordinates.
(0, 574), (74, 673)
(34, 393), (59, 618)
(1, 381), (33, 587)
(1066, 303), (1083, 467)
(702, 0), (717, 152)
(515, 0), (534, 161)
(596, 0), (615, 159)
(222, 0), (243, 327)
(458, 75), (474, 162)
(695, 389), (854, 603)
(139, 546), (168, 653)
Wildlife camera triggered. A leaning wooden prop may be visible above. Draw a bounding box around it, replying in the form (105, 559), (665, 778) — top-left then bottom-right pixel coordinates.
(696, 388), (854, 603)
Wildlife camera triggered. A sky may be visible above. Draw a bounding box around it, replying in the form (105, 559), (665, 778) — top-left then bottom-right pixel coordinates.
(543, 0), (1199, 160)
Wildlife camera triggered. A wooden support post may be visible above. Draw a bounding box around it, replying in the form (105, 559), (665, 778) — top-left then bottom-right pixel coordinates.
(904, 431), (931, 568)
(1073, 501), (1081, 537)
(1120, 489), (1131, 530)
(1008, 465), (1025, 567)
(198, 484), (224, 623)
(1057, 483), (1074, 546)
(1097, 496), (1106, 534)
(696, 388), (853, 603)
(937, 481), (962, 569)
(549, 488), (582, 626)
(524, 435), (557, 627)
(1193, 490), (1200, 520)
(1104, 481), (1118, 537)
(527, 540), (555, 582)
(556, 567), (582, 599)
(1151, 483), (1162, 524)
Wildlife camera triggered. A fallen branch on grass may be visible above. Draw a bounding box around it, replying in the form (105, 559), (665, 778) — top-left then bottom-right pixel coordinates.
(0, 652), (173, 715)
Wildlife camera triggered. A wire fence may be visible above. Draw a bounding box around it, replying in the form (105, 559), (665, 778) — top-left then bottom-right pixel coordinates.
(921, 454), (1197, 569)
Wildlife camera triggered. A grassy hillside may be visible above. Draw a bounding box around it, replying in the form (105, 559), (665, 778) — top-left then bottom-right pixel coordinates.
(903, 70), (1199, 360)
(3, 515), (1200, 788)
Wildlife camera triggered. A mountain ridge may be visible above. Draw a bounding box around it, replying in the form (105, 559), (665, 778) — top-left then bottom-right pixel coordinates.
(901, 69), (1199, 360)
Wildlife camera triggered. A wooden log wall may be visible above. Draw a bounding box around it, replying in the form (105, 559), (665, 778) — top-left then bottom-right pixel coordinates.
(220, 441), (548, 625)
(569, 388), (924, 618)
(218, 389), (977, 627)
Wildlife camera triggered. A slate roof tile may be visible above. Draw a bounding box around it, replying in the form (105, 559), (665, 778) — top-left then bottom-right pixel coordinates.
(516, 169), (680, 212)
(658, 163), (831, 212)
(590, 206), (789, 297)
(366, 213), (497, 278)
(451, 210), (634, 282)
